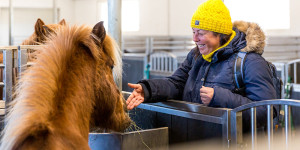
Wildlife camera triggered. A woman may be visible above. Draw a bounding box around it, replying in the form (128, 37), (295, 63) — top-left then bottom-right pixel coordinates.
(126, 0), (276, 130)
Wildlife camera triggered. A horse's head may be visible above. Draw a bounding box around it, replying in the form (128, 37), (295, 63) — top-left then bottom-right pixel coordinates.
(21, 18), (66, 45)
(86, 22), (131, 132)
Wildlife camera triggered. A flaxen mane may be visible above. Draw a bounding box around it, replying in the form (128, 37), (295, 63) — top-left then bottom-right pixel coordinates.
(0, 21), (130, 150)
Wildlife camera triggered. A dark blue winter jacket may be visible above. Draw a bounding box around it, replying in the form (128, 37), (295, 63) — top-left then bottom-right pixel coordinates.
(139, 21), (276, 130)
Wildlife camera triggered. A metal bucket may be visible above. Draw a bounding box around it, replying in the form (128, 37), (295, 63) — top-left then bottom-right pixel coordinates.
(89, 127), (168, 150)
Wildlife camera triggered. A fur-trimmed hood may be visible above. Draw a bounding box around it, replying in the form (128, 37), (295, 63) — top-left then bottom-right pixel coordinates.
(233, 21), (265, 55)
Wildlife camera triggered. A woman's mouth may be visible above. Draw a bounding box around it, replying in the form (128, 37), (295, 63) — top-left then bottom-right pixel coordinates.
(197, 44), (205, 48)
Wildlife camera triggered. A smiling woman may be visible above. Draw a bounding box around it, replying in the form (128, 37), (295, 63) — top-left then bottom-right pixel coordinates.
(126, 0), (276, 133)
(192, 28), (220, 55)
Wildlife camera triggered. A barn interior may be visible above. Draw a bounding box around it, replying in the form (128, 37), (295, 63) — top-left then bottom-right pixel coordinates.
(1, 0), (300, 149)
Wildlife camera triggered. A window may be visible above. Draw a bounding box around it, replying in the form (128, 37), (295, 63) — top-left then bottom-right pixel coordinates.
(225, 0), (290, 30)
(99, 0), (140, 32)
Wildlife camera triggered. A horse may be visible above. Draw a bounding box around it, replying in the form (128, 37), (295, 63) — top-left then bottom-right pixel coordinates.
(21, 18), (67, 45)
(0, 18), (67, 99)
(21, 18), (67, 62)
(0, 18), (66, 63)
(0, 21), (131, 150)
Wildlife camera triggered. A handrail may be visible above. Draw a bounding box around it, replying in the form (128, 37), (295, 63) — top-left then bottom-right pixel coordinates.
(231, 99), (300, 150)
(18, 45), (43, 50)
(122, 91), (232, 148)
(285, 59), (300, 65)
(231, 99), (300, 113)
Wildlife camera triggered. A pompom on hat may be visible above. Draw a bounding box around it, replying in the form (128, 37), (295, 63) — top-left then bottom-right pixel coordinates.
(191, 0), (232, 35)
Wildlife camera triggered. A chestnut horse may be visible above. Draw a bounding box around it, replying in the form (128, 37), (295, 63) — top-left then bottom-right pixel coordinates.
(0, 18), (66, 99)
(0, 18), (66, 63)
(0, 21), (131, 149)
(21, 18), (67, 62)
(22, 18), (67, 45)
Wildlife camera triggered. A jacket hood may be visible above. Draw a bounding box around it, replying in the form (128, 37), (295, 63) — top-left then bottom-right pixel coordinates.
(233, 21), (265, 55)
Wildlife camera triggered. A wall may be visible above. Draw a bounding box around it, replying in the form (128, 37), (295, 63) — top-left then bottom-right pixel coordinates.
(73, 0), (98, 26)
(168, 0), (205, 37)
(124, 0), (169, 36)
(0, 0), (74, 45)
(1, 0), (300, 46)
(69, 0), (300, 37)
(0, 0), (53, 45)
(266, 0), (300, 36)
(58, 0), (75, 24)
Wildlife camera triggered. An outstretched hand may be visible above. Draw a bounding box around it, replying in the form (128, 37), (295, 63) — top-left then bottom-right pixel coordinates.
(126, 83), (145, 110)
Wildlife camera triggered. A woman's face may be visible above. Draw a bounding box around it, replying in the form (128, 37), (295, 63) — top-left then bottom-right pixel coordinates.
(192, 28), (220, 55)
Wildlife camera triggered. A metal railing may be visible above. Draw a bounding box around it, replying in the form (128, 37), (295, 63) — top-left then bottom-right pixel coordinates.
(230, 99), (300, 150)
(150, 51), (178, 75)
(263, 36), (300, 62)
(17, 45), (42, 77)
(123, 36), (300, 63)
(284, 59), (300, 99)
(122, 36), (193, 79)
(0, 45), (41, 116)
(123, 36), (194, 54)
(0, 46), (16, 106)
(123, 91), (234, 148)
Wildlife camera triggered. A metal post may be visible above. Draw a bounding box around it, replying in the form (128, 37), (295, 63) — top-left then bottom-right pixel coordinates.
(3, 49), (13, 108)
(251, 107), (257, 150)
(294, 62), (297, 83)
(17, 46), (28, 78)
(230, 111), (242, 147)
(284, 105), (291, 149)
(53, 0), (58, 23)
(108, 0), (122, 91)
(267, 105), (273, 150)
(281, 64), (285, 98)
(8, 0), (13, 45)
(221, 111), (230, 149)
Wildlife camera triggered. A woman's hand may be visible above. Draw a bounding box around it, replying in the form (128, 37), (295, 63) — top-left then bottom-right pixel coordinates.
(200, 86), (214, 106)
(126, 83), (145, 110)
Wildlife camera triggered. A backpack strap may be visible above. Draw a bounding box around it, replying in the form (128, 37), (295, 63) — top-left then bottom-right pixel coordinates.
(233, 52), (248, 93)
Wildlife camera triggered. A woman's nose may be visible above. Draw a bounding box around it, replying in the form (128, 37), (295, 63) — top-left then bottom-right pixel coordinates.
(193, 34), (199, 42)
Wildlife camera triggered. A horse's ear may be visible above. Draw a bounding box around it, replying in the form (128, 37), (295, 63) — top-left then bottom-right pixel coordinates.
(43, 25), (55, 34)
(35, 18), (46, 37)
(91, 21), (106, 44)
(58, 19), (66, 26)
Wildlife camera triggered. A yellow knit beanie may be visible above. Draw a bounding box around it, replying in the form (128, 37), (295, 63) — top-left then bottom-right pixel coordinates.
(191, 0), (232, 35)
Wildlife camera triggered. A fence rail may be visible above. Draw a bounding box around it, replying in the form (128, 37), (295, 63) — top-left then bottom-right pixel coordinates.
(230, 99), (300, 149)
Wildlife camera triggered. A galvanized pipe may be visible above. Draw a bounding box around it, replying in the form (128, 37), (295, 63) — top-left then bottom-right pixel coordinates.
(3, 49), (13, 106)
(108, 0), (122, 91)
(267, 105), (273, 150)
(108, 0), (122, 48)
(294, 62), (297, 83)
(230, 99), (300, 149)
(284, 105), (291, 149)
(8, 0), (13, 45)
(251, 107), (257, 150)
